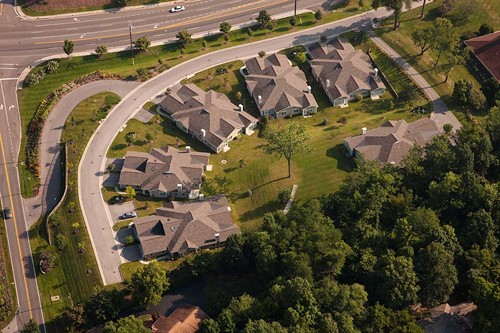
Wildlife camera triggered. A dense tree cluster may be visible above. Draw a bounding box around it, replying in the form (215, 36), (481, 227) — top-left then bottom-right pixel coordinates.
(183, 112), (500, 332)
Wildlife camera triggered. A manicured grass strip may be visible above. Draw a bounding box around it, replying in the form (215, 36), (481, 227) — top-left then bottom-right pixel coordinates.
(0, 202), (17, 331)
(18, 0), (175, 16)
(119, 259), (183, 282)
(18, 5), (366, 198)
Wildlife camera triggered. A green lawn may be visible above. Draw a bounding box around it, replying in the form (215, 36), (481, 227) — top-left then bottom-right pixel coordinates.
(29, 93), (122, 325)
(375, 0), (499, 122)
(19, 0), (175, 16)
(106, 51), (421, 229)
(119, 259), (184, 282)
(18, 5), (369, 198)
(0, 203), (16, 331)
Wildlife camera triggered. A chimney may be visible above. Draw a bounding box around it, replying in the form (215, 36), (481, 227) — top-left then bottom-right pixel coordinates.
(362, 127), (367, 135)
(201, 129), (206, 137)
(215, 233), (220, 243)
(326, 79), (331, 88)
(238, 104), (244, 112)
(374, 68), (379, 77)
(258, 95), (262, 104)
(177, 184), (182, 192)
(307, 86), (312, 94)
(199, 193), (205, 201)
(185, 146), (191, 152)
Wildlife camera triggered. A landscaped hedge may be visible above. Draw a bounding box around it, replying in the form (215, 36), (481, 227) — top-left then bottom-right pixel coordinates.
(25, 70), (122, 175)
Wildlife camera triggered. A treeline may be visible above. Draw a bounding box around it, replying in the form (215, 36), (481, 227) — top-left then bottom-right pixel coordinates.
(168, 107), (500, 333)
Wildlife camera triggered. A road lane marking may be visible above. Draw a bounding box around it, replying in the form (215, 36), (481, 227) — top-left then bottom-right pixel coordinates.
(35, 0), (288, 45)
(0, 81), (33, 319)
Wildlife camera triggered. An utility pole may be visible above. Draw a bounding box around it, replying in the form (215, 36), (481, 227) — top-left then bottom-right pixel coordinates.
(128, 21), (135, 65)
(294, 0), (297, 20)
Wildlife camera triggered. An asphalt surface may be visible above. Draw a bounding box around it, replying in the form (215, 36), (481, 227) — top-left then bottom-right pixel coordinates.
(1, 0), (328, 56)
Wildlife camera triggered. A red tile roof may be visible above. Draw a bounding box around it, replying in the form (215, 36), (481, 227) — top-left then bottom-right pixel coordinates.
(464, 31), (500, 82)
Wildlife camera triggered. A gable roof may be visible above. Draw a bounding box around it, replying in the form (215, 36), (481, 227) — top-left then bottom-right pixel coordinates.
(244, 53), (318, 112)
(134, 195), (240, 256)
(464, 31), (500, 82)
(307, 38), (385, 100)
(160, 84), (258, 149)
(118, 146), (209, 193)
(344, 118), (442, 167)
(152, 304), (208, 333)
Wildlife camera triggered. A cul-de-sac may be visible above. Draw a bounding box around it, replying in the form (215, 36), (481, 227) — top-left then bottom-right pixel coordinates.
(0, 0), (498, 332)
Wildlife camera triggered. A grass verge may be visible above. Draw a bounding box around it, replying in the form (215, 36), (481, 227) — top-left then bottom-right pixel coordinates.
(29, 93), (121, 325)
(18, 5), (368, 198)
(119, 259), (183, 282)
(0, 202), (16, 330)
(18, 0), (175, 16)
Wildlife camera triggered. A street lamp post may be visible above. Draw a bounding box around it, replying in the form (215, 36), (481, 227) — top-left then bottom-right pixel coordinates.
(128, 21), (135, 66)
(294, 0), (297, 20)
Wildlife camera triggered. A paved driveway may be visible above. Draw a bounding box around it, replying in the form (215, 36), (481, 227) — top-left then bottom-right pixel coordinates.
(108, 201), (136, 222)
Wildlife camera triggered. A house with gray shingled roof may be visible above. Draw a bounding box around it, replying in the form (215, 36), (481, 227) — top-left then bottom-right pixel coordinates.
(307, 38), (386, 107)
(243, 53), (318, 119)
(160, 84), (258, 153)
(118, 146), (210, 199)
(133, 195), (240, 259)
(343, 118), (442, 167)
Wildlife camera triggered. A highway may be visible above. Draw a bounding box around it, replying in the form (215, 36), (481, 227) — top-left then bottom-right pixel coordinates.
(0, 0), (329, 331)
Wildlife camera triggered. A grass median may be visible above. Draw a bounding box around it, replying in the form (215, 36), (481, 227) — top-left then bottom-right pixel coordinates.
(18, 4), (368, 198)
(0, 202), (16, 331)
(29, 93), (121, 327)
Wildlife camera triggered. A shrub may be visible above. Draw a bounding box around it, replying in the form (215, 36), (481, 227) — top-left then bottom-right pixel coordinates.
(39, 251), (56, 273)
(44, 60), (59, 74)
(95, 45), (108, 58)
(136, 68), (152, 81)
(469, 88), (486, 113)
(246, 189), (253, 197)
(134, 36), (151, 52)
(278, 188), (291, 204)
(104, 94), (121, 106)
(247, 27), (254, 37)
(337, 116), (348, 125)
(320, 35), (328, 43)
(55, 233), (69, 251)
(315, 9), (323, 21)
(258, 51), (266, 58)
(290, 17), (296, 27)
(125, 235), (135, 246)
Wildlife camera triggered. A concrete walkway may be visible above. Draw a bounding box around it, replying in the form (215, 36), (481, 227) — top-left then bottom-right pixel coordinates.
(283, 184), (298, 215)
(23, 80), (139, 227)
(368, 31), (461, 131)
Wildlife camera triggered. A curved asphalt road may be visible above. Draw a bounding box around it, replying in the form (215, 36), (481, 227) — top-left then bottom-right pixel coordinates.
(79, 7), (400, 285)
(24, 80), (140, 226)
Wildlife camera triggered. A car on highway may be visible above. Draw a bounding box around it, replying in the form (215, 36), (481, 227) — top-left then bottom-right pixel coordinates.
(170, 5), (186, 13)
(3, 208), (12, 219)
(120, 211), (137, 219)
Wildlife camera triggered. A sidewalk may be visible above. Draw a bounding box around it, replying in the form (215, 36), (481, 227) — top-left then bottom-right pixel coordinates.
(368, 30), (461, 131)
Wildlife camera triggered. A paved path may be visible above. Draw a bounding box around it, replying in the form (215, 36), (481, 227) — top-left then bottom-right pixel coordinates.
(79, 4), (429, 285)
(283, 184), (298, 215)
(368, 31), (462, 131)
(23, 80), (139, 227)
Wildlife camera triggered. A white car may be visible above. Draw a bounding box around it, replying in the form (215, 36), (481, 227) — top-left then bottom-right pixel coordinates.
(170, 5), (185, 13)
(120, 211), (137, 219)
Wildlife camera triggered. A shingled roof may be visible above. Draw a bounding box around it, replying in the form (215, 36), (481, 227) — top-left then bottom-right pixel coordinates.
(118, 146), (209, 193)
(464, 31), (500, 82)
(308, 39), (385, 101)
(244, 53), (318, 113)
(152, 304), (208, 333)
(160, 84), (258, 150)
(134, 195), (240, 257)
(344, 118), (442, 167)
